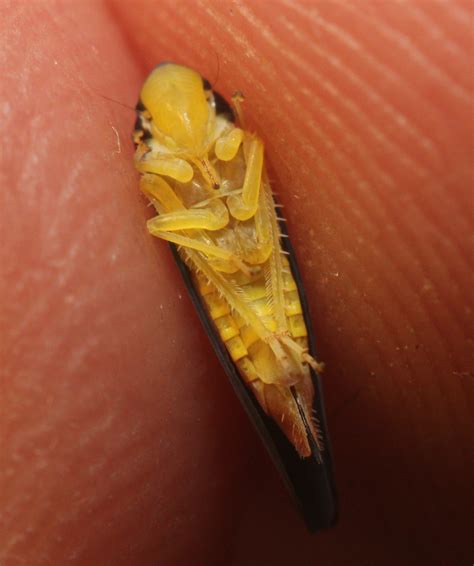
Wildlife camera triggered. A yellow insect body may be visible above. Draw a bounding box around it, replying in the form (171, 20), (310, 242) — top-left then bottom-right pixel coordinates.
(134, 63), (322, 457)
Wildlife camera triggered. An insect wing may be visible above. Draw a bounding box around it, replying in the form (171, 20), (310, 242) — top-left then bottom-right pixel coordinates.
(279, 218), (338, 530)
(170, 229), (338, 532)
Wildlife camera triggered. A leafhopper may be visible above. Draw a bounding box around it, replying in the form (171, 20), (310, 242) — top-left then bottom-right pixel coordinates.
(133, 63), (337, 531)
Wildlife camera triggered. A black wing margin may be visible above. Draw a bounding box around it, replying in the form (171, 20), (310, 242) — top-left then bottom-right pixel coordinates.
(169, 225), (338, 532)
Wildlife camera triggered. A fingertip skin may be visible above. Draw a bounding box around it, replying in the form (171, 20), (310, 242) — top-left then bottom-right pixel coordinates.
(0, 3), (255, 565)
(108, 1), (474, 562)
(2, 0), (473, 564)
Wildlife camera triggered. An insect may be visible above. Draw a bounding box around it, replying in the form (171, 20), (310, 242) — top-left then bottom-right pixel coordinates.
(133, 63), (337, 531)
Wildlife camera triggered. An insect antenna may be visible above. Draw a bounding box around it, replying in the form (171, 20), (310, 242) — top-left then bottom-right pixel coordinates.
(94, 92), (135, 112)
(213, 48), (221, 89)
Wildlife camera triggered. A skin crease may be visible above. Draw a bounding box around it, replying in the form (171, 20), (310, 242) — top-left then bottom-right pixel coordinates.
(0, 0), (472, 564)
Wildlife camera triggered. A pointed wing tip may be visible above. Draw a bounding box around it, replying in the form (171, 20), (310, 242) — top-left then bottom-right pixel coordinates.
(297, 456), (338, 532)
(303, 497), (339, 533)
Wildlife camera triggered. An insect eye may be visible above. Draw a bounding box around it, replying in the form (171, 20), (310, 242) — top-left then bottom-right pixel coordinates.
(133, 115), (142, 132)
(202, 79), (214, 105)
(213, 91), (235, 121)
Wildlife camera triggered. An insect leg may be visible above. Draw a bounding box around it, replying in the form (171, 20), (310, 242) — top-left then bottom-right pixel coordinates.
(147, 204), (228, 232)
(227, 137), (264, 221)
(191, 157), (221, 189)
(215, 127), (244, 161)
(141, 174), (229, 232)
(262, 178), (288, 334)
(137, 156), (194, 183)
(280, 335), (324, 373)
(149, 228), (250, 275)
(148, 230), (235, 261)
(140, 174), (184, 213)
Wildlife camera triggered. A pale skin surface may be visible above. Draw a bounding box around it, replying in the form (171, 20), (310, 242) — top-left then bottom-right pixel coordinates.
(0, 1), (472, 565)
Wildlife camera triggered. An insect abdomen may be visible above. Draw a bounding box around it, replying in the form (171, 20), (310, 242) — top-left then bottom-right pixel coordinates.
(194, 271), (253, 367)
(191, 257), (311, 384)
